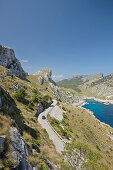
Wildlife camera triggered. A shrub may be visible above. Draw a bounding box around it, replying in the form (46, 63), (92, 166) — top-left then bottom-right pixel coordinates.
(60, 128), (70, 139)
(14, 88), (26, 102)
(40, 95), (52, 108)
(2, 158), (15, 168)
(31, 94), (39, 103)
(62, 106), (66, 111)
(38, 163), (48, 170)
(63, 114), (68, 119)
(51, 118), (60, 126)
(32, 88), (38, 94)
(27, 103), (34, 110)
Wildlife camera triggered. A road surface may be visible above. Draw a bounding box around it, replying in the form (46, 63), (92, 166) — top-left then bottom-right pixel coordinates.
(38, 100), (65, 154)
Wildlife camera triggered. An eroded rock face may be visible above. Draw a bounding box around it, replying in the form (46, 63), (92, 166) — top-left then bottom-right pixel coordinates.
(35, 101), (44, 117)
(0, 136), (6, 154)
(0, 45), (27, 79)
(9, 127), (32, 169)
(34, 68), (56, 85)
(0, 86), (11, 110)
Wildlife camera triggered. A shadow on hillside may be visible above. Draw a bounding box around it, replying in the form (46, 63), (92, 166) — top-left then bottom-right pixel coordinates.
(24, 124), (40, 139)
(0, 86), (25, 130)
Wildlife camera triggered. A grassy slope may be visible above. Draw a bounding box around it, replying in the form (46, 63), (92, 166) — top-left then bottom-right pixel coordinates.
(57, 74), (113, 99)
(0, 66), (69, 169)
(57, 77), (83, 92)
(1, 65), (113, 169)
(48, 102), (113, 169)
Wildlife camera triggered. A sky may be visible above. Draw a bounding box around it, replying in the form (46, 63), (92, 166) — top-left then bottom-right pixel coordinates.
(0, 0), (113, 80)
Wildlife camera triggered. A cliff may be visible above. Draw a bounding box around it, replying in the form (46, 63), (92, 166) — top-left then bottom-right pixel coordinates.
(34, 68), (56, 85)
(0, 45), (27, 79)
(72, 73), (103, 82)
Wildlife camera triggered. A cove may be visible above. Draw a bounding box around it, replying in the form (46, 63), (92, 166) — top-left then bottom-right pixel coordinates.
(82, 99), (113, 128)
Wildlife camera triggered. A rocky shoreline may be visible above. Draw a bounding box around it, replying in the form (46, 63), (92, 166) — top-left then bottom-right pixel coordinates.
(73, 97), (113, 130)
(73, 97), (113, 108)
(85, 97), (113, 105)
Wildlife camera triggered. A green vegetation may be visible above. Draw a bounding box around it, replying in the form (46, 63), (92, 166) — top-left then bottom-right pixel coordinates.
(0, 66), (66, 169)
(14, 87), (27, 102)
(48, 115), (71, 139)
(57, 76), (83, 92)
(63, 142), (108, 170)
(1, 65), (113, 169)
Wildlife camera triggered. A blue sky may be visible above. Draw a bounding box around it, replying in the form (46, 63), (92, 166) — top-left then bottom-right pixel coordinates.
(0, 0), (113, 80)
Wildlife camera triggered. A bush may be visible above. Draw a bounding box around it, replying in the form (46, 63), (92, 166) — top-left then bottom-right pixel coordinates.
(63, 114), (68, 119)
(40, 95), (52, 108)
(2, 158), (15, 168)
(31, 94), (39, 103)
(32, 88), (38, 94)
(14, 88), (26, 102)
(60, 128), (70, 139)
(38, 163), (48, 170)
(50, 118), (60, 126)
(62, 106), (66, 111)
(27, 103), (34, 110)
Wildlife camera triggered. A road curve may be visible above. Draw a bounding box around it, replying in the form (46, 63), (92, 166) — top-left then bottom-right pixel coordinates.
(38, 100), (65, 154)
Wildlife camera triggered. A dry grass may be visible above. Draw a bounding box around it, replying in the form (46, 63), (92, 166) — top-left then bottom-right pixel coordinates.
(59, 103), (113, 169)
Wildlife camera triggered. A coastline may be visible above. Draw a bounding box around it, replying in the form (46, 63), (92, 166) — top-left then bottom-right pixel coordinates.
(81, 106), (112, 129)
(73, 97), (113, 130)
(84, 97), (113, 105)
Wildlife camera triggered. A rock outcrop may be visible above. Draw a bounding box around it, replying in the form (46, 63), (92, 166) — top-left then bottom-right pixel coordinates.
(0, 136), (6, 155)
(9, 127), (32, 169)
(50, 83), (80, 104)
(35, 101), (44, 117)
(0, 86), (12, 111)
(34, 68), (56, 85)
(0, 45), (27, 79)
(80, 73), (113, 99)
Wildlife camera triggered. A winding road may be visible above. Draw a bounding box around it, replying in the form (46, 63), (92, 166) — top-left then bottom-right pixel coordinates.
(38, 100), (65, 154)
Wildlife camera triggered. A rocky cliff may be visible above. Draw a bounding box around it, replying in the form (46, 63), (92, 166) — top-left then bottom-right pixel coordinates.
(72, 73), (103, 82)
(34, 68), (56, 85)
(0, 45), (27, 79)
(80, 73), (113, 99)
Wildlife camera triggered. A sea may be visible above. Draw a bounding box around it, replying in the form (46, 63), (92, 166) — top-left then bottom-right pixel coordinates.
(82, 99), (113, 128)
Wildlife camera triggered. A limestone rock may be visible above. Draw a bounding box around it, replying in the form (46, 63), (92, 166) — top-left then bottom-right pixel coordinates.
(0, 45), (27, 79)
(9, 126), (32, 169)
(35, 101), (44, 117)
(0, 86), (9, 110)
(34, 68), (56, 85)
(0, 135), (6, 154)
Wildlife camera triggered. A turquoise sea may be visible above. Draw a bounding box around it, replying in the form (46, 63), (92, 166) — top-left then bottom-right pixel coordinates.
(82, 99), (113, 128)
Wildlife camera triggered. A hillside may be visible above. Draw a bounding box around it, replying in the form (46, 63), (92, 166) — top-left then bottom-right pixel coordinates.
(80, 74), (113, 99)
(57, 73), (113, 100)
(0, 45), (113, 169)
(57, 73), (103, 92)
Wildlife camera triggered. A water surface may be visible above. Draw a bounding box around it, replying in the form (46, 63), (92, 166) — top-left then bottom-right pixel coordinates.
(82, 99), (113, 128)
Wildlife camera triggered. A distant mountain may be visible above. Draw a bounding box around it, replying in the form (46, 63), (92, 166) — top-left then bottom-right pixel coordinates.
(57, 73), (103, 92)
(80, 73), (113, 99)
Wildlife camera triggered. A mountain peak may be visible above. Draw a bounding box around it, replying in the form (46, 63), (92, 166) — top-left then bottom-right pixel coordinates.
(34, 68), (55, 85)
(0, 45), (27, 79)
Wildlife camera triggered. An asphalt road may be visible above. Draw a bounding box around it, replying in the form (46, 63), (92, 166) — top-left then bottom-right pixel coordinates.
(38, 100), (65, 154)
